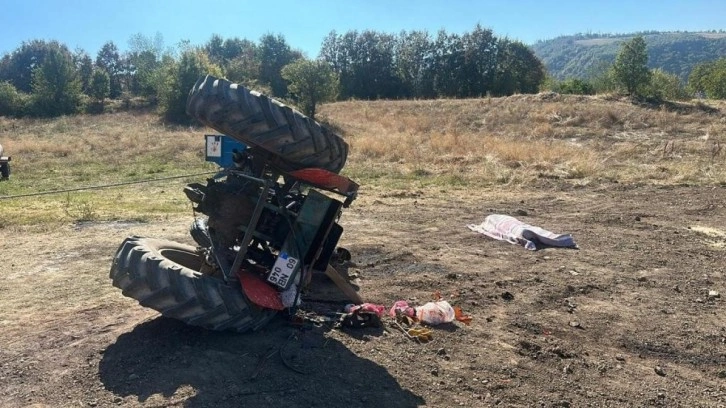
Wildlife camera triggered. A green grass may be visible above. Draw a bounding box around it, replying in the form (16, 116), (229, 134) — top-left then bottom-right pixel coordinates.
(0, 112), (218, 227)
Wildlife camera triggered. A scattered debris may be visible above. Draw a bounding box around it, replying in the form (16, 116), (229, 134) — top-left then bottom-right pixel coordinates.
(416, 301), (456, 325)
(392, 320), (433, 343)
(340, 307), (382, 329)
(407, 327), (433, 343)
(467, 214), (577, 250)
(389, 300), (416, 318)
(389, 296), (473, 327)
(345, 303), (386, 317)
(453, 307), (473, 325)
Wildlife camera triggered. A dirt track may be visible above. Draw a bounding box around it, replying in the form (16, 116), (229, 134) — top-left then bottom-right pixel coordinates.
(1, 183), (725, 407)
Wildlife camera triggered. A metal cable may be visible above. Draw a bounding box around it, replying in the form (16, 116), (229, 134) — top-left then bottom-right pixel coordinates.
(0, 171), (216, 200)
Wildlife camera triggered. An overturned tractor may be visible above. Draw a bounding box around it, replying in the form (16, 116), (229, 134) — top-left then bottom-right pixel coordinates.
(110, 75), (360, 332)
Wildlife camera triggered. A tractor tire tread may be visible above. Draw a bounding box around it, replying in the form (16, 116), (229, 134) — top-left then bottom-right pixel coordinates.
(186, 75), (348, 173)
(109, 236), (276, 332)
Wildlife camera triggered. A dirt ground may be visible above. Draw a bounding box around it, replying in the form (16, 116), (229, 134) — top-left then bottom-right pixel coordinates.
(1, 182), (725, 407)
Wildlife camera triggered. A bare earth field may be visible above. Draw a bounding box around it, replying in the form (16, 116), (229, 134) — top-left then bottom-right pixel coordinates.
(1, 94), (725, 407)
(1, 182), (725, 407)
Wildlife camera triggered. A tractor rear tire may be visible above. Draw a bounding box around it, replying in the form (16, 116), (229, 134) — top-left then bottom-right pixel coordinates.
(186, 75), (348, 174)
(110, 236), (277, 332)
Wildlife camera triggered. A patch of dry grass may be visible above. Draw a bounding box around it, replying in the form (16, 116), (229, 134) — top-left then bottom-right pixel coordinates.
(319, 94), (726, 187)
(1, 95), (725, 227)
(0, 112), (214, 227)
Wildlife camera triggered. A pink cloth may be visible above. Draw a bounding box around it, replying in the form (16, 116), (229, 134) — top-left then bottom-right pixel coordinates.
(388, 300), (416, 318)
(345, 303), (386, 317)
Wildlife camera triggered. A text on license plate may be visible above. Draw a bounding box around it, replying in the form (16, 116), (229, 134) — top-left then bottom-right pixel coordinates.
(267, 252), (298, 288)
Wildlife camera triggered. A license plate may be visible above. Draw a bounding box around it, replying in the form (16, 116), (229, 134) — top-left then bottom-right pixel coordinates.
(267, 252), (298, 288)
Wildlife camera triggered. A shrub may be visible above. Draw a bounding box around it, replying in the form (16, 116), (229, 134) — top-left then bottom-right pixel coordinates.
(0, 81), (29, 117)
(552, 79), (596, 95)
(644, 69), (688, 101)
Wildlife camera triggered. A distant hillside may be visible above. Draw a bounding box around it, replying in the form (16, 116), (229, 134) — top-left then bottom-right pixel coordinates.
(531, 31), (726, 81)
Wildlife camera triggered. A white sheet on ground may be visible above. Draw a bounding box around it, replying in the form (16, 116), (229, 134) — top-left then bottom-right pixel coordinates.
(467, 214), (577, 250)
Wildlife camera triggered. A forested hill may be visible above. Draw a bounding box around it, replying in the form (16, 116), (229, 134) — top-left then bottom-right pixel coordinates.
(531, 31), (726, 81)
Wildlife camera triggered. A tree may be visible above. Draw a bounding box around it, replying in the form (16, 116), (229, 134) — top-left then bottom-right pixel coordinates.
(460, 25), (498, 97)
(319, 30), (357, 99)
(320, 30), (401, 99)
(74, 49), (93, 94)
(204, 34), (226, 66)
(350, 31), (400, 99)
(158, 48), (223, 123)
(222, 38), (257, 63)
(89, 69), (110, 107)
(225, 53), (261, 85)
(258, 33), (301, 97)
(0, 40), (73, 93)
(494, 39), (546, 95)
(395, 30), (435, 98)
(96, 41), (123, 98)
(30, 47), (82, 116)
(127, 33), (166, 98)
(128, 49), (160, 97)
(432, 30), (466, 97)
(612, 36), (651, 95)
(204, 35), (260, 84)
(281, 59), (338, 119)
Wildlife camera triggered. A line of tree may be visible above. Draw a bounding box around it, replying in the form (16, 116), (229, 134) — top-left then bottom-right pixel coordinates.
(0, 33), (304, 120)
(2, 28), (725, 122)
(0, 25), (546, 121)
(319, 25), (544, 100)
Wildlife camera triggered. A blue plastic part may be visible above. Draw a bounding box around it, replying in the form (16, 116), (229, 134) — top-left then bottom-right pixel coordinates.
(205, 134), (247, 168)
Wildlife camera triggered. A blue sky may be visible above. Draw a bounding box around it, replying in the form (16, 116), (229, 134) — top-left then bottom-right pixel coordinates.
(0, 0), (723, 57)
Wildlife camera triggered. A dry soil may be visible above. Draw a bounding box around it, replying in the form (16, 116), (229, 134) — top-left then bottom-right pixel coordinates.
(1, 182), (725, 407)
